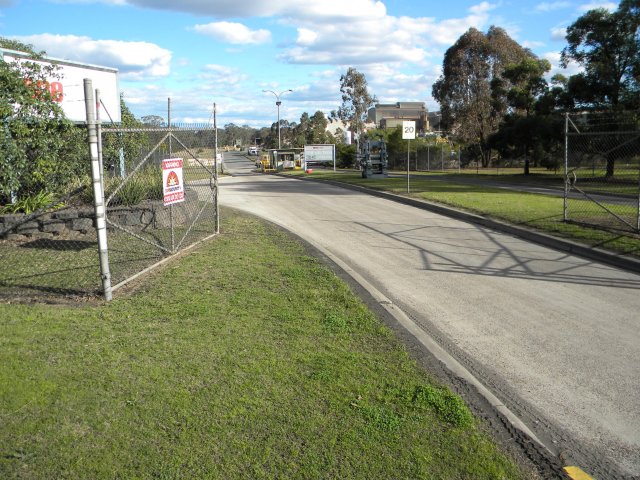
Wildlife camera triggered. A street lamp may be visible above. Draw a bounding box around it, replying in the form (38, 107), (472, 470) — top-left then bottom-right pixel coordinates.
(262, 89), (292, 149)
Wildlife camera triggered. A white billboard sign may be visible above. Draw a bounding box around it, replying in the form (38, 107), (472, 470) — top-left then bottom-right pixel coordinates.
(304, 144), (336, 171)
(304, 144), (335, 162)
(1, 50), (121, 123)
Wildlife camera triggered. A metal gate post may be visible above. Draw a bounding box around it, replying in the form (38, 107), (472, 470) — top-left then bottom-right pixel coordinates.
(168, 97), (175, 252)
(564, 113), (569, 222)
(214, 103), (220, 234)
(84, 79), (112, 301)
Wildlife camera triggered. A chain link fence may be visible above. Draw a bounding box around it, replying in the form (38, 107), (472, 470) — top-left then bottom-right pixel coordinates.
(102, 124), (219, 290)
(0, 120), (104, 300)
(565, 113), (640, 233)
(0, 182), (104, 299)
(386, 141), (460, 172)
(0, 115), (219, 301)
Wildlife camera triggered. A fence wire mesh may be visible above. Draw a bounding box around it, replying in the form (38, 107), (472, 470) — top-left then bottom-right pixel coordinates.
(386, 142), (460, 172)
(101, 123), (219, 289)
(0, 119), (106, 299)
(565, 113), (640, 233)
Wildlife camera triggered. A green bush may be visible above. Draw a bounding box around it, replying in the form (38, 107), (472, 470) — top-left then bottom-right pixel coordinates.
(336, 143), (356, 168)
(0, 190), (64, 214)
(104, 167), (163, 206)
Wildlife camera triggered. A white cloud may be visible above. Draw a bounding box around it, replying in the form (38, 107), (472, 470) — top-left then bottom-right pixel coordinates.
(296, 28), (318, 46)
(199, 64), (249, 86)
(58, 0), (387, 20)
(12, 34), (172, 79)
(577, 1), (618, 12)
(551, 26), (567, 41)
(280, 2), (497, 66)
(534, 1), (571, 12)
(43, 0), (498, 71)
(523, 40), (546, 48)
(192, 22), (271, 45)
(543, 51), (583, 77)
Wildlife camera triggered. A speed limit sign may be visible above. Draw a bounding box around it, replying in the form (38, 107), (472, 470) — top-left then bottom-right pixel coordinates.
(402, 121), (416, 139)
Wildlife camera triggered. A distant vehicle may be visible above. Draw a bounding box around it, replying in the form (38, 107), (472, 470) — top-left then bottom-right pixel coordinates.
(248, 146), (259, 156)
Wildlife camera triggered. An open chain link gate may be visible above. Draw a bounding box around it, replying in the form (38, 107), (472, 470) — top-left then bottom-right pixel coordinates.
(100, 124), (219, 295)
(564, 113), (640, 234)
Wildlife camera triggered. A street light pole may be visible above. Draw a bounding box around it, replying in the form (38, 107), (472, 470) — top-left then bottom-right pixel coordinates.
(262, 89), (292, 149)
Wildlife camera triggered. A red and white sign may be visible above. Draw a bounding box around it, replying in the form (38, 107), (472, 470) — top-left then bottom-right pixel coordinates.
(1, 50), (121, 123)
(162, 158), (185, 206)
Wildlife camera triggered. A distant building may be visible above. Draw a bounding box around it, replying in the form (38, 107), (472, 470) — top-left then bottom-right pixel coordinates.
(367, 102), (429, 133)
(325, 118), (376, 144)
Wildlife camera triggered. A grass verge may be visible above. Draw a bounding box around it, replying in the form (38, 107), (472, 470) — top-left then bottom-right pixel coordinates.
(287, 170), (640, 258)
(0, 208), (531, 479)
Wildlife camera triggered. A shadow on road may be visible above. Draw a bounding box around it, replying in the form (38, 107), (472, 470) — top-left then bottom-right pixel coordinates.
(352, 220), (640, 289)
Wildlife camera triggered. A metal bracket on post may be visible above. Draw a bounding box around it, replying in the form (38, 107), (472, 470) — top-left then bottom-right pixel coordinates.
(84, 79), (112, 301)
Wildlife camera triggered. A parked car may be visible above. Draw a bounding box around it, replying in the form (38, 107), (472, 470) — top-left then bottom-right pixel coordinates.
(248, 146), (259, 155)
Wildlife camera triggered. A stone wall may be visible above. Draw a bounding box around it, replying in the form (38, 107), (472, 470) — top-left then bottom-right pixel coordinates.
(0, 201), (185, 241)
(0, 208), (96, 241)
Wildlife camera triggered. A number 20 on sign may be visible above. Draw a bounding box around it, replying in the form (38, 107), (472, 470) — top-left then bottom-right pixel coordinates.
(402, 121), (416, 140)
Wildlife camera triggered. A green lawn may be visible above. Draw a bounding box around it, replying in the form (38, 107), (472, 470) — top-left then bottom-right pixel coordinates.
(289, 170), (640, 258)
(0, 209), (532, 479)
(0, 213), (215, 298)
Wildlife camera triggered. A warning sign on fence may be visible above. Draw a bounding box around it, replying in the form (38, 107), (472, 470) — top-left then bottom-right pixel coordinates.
(162, 158), (185, 206)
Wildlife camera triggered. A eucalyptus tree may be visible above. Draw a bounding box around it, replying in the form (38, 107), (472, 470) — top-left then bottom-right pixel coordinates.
(432, 27), (532, 167)
(561, 0), (639, 177)
(309, 111), (329, 144)
(337, 68), (376, 143)
(561, 0), (639, 110)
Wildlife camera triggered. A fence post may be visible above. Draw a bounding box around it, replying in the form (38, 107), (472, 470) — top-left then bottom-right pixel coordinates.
(84, 79), (112, 301)
(214, 102), (220, 234)
(168, 97), (175, 252)
(564, 113), (569, 223)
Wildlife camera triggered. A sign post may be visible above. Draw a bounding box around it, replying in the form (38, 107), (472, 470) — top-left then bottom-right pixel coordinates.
(402, 121), (416, 193)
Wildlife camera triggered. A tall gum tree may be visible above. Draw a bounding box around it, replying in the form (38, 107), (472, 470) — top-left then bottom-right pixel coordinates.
(432, 26), (532, 167)
(561, 0), (640, 177)
(337, 68), (376, 145)
(561, 0), (639, 110)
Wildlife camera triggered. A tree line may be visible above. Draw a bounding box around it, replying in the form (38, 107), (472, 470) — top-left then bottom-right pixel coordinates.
(336, 1), (639, 175)
(1, 0), (637, 206)
(432, 0), (638, 175)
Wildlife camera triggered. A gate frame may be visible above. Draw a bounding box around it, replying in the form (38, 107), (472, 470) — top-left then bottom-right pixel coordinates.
(86, 97), (219, 299)
(564, 112), (640, 233)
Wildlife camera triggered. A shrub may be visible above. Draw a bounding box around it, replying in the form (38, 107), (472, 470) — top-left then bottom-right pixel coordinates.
(105, 167), (163, 206)
(0, 190), (64, 214)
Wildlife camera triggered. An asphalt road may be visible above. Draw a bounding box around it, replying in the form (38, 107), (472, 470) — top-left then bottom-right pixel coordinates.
(217, 152), (640, 478)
